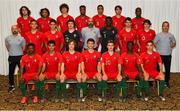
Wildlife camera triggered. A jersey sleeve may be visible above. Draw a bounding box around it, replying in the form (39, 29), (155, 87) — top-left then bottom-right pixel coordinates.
(156, 52), (162, 64)
(20, 56), (26, 67)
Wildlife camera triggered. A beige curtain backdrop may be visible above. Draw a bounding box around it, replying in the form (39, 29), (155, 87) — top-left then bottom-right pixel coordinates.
(0, 0), (179, 75)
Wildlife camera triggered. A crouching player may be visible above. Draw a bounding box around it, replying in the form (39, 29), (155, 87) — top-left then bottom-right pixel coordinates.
(101, 40), (122, 102)
(140, 41), (165, 101)
(38, 40), (62, 102)
(119, 41), (143, 102)
(81, 38), (102, 102)
(60, 39), (83, 102)
(19, 43), (42, 104)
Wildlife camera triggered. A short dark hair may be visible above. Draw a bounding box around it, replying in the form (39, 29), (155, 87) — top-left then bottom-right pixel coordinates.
(115, 5), (122, 11)
(27, 43), (35, 48)
(127, 41), (134, 46)
(162, 21), (169, 26)
(97, 5), (104, 10)
(107, 40), (114, 45)
(79, 5), (86, 9)
(106, 16), (112, 21)
(49, 19), (57, 24)
(143, 19), (152, 26)
(87, 38), (95, 44)
(68, 39), (77, 47)
(48, 40), (56, 45)
(67, 19), (76, 27)
(146, 40), (154, 45)
(19, 6), (31, 17)
(125, 17), (132, 22)
(30, 19), (37, 24)
(40, 8), (50, 17)
(59, 3), (69, 12)
(135, 7), (142, 11)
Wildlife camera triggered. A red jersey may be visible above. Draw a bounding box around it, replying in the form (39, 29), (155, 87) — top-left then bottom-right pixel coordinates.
(42, 52), (62, 73)
(17, 16), (34, 40)
(132, 17), (146, 31)
(75, 15), (90, 31)
(56, 15), (74, 33)
(20, 54), (43, 73)
(44, 31), (64, 52)
(112, 15), (126, 32)
(82, 50), (101, 73)
(93, 15), (106, 29)
(26, 31), (44, 55)
(119, 52), (141, 74)
(62, 51), (82, 73)
(138, 29), (156, 53)
(119, 29), (138, 53)
(101, 52), (119, 74)
(140, 52), (162, 73)
(37, 17), (52, 33)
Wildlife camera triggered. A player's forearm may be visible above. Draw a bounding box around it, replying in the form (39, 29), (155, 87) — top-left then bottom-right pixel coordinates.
(81, 62), (85, 74)
(137, 65), (143, 76)
(97, 63), (101, 74)
(41, 64), (46, 74)
(101, 64), (106, 76)
(78, 63), (81, 74)
(20, 67), (24, 79)
(61, 63), (65, 75)
(159, 63), (163, 73)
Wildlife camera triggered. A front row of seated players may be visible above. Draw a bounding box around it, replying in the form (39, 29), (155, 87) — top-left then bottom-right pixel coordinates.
(19, 39), (165, 104)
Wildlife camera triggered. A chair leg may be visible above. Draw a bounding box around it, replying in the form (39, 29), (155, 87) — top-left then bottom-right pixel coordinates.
(157, 81), (160, 96)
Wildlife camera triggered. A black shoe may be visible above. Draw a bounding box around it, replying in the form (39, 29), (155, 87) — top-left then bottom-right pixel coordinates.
(8, 85), (15, 93)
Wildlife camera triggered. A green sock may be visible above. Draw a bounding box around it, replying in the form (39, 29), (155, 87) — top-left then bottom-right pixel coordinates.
(56, 81), (61, 97)
(76, 83), (81, 98)
(159, 80), (165, 96)
(97, 81), (103, 96)
(19, 80), (26, 96)
(121, 80), (127, 98)
(115, 82), (121, 97)
(143, 81), (149, 97)
(60, 82), (66, 97)
(137, 79), (143, 97)
(39, 81), (45, 99)
(81, 83), (87, 96)
(102, 81), (107, 97)
(34, 81), (40, 97)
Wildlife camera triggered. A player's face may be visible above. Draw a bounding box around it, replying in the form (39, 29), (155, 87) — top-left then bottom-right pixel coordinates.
(97, 7), (104, 15)
(107, 43), (114, 51)
(48, 43), (56, 51)
(135, 8), (142, 17)
(127, 42), (134, 52)
(144, 23), (150, 30)
(87, 41), (95, 49)
(115, 8), (122, 15)
(30, 21), (38, 30)
(67, 22), (75, 29)
(146, 42), (153, 51)
(68, 41), (75, 50)
(11, 25), (19, 35)
(80, 7), (86, 15)
(21, 7), (28, 16)
(27, 46), (35, 55)
(106, 18), (112, 26)
(125, 20), (132, 27)
(50, 22), (57, 30)
(41, 10), (49, 18)
(61, 7), (68, 14)
(162, 23), (169, 32)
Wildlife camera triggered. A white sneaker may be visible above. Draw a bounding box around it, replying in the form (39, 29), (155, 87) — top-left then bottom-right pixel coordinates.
(144, 97), (149, 101)
(66, 84), (70, 89)
(159, 96), (166, 101)
(98, 97), (102, 102)
(81, 97), (86, 102)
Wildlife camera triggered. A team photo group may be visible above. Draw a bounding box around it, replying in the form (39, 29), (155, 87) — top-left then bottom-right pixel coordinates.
(5, 3), (176, 104)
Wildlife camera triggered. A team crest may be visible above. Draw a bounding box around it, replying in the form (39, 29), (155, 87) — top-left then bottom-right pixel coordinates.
(34, 59), (37, 62)
(36, 35), (39, 39)
(55, 57), (57, 61)
(56, 35), (58, 38)
(142, 36), (146, 40)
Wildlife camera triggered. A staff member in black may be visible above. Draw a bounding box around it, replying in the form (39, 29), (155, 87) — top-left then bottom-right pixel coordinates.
(5, 25), (26, 92)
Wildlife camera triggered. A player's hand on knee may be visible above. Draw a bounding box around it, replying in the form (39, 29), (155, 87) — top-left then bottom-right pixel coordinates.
(96, 72), (102, 81)
(102, 74), (108, 81)
(60, 73), (65, 81)
(117, 74), (122, 81)
(56, 73), (60, 80)
(39, 73), (45, 81)
(76, 73), (81, 81)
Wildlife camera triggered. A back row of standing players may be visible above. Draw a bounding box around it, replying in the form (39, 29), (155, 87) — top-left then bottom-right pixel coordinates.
(17, 4), (155, 54)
